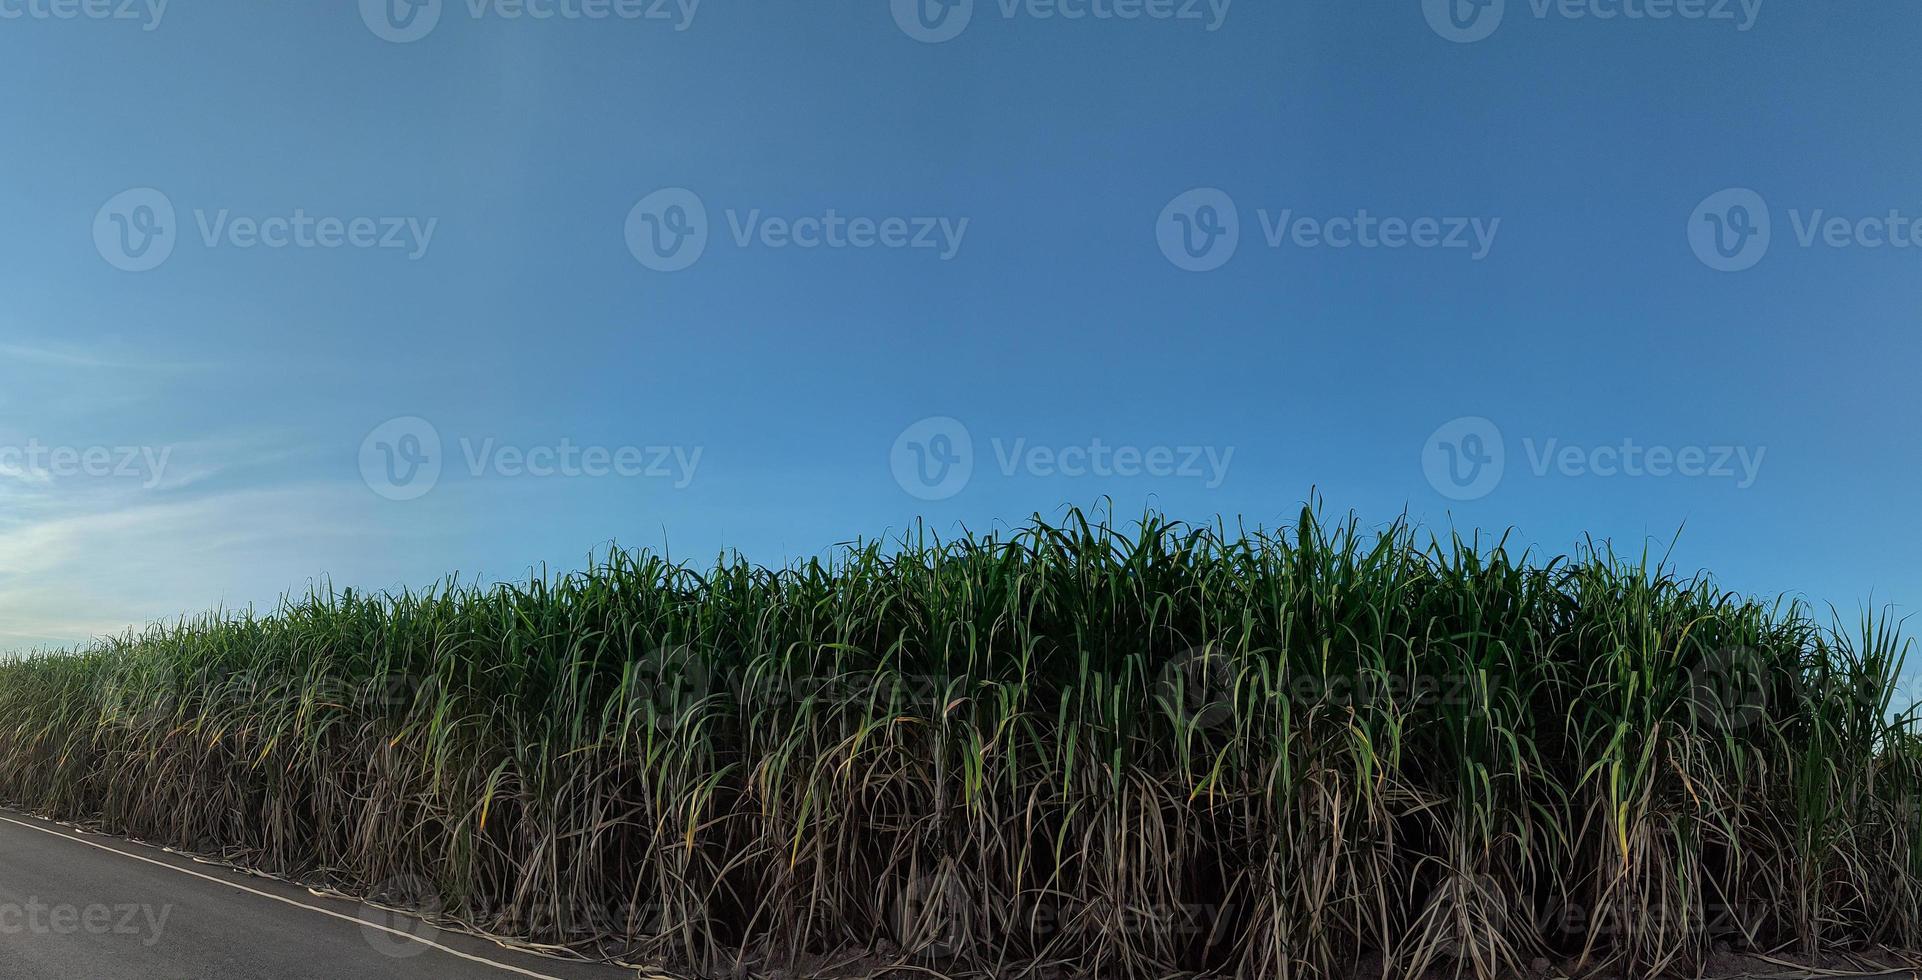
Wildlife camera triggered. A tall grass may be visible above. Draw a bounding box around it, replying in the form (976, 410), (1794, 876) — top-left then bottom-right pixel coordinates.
(0, 506), (1916, 979)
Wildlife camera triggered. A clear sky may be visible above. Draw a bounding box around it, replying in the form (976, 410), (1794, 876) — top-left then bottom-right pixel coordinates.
(0, 2), (1916, 670)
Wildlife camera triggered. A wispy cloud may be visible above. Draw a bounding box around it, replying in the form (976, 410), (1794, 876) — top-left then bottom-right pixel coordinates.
(0, 419), (452, 651)
(0, 482), (415, 651)
(0, 341), (215, 373)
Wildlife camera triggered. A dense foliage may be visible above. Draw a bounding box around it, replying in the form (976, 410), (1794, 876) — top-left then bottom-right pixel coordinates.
(0, 507), (1915, 979)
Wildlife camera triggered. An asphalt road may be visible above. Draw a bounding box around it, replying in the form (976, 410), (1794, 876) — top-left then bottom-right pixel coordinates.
(0, 808), (640, 980)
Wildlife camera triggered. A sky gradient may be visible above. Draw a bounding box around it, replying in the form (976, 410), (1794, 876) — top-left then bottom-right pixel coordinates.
(0, 2), (1917, 688)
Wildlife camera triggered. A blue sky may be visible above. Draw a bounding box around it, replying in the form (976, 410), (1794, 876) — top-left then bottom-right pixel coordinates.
(0, 1), (1917, 670)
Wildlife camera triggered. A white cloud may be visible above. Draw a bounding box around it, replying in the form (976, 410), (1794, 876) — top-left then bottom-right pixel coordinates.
(0, 341), (213, 373)
(0, 341), (460, 652)
(0, 484), (395, 650)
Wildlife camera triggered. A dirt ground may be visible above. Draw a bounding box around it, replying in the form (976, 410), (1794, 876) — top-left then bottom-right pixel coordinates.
(748, 949), (1922, 980)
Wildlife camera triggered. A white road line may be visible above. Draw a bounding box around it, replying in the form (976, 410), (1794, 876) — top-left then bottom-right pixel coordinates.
(0, 813), (569, 980)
